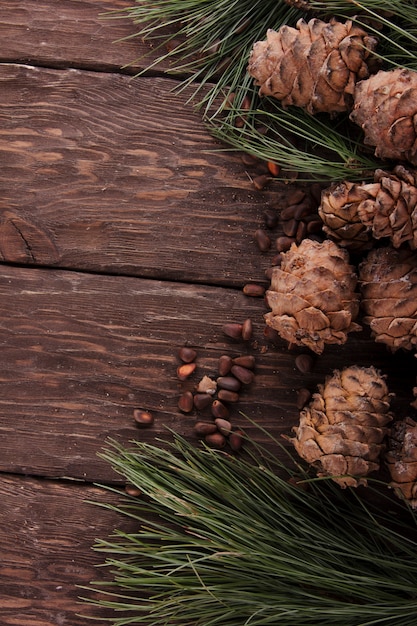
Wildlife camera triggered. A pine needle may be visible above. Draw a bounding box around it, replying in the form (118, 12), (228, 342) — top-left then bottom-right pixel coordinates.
(82, 433), (417, 625)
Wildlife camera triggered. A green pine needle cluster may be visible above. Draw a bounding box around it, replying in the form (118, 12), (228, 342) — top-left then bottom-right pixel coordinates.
(109, 0), (417, 181)
(83, 434), (417, 625)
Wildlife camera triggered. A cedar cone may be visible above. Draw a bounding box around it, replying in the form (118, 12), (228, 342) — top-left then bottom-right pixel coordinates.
(292, 365), (393, 488)
(319, 165), (417, 251)
(350, 68), (417, 165)
(386, 417), (417, 508)
(359, 246), (417, 352)
(248, 17), (377, 115)
(265, 239), (361, 354)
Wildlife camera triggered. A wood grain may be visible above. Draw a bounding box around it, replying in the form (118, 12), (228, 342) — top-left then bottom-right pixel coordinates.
(0, 0), (163, 73)
(0, 63), (285, 286)
(0, 474), (140, 625)
(0, 264), (413, 483)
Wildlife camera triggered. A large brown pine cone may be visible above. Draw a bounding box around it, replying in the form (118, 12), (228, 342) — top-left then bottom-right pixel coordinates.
(359, 246), (417, 352)
(248, 17), (377, 115)
(265, 239), (361, 354)
(350, 68), (417, 165)
(292, 365), (393, 487)
(319, 165), (417, 250)
(386, 417), (417, 508)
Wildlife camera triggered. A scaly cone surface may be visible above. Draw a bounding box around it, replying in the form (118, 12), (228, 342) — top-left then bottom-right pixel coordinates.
(248, 17), (378, 115)
(292, 365), (393, 488)
(319, 165), (417, 251)
(350, 68), (417, 165)
(265, 239), (361, 354)
(359, 245), (417, 352)
(386, 417), (417, 508)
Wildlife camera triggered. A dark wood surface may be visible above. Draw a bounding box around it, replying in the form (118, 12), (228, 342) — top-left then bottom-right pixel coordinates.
(0, 2), (415, 624)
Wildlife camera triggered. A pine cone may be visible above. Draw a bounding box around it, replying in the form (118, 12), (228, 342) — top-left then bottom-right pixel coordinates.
(386, 417), (417, 508)
(265, 239), (361, 354)
(292, 365), (393, 488)
(350, 68), (417, 165)
(318, 180), (373, 251)
(359, 246), (417, 352)
(248, 17), (377, 115)
(319, 165), (417, 250)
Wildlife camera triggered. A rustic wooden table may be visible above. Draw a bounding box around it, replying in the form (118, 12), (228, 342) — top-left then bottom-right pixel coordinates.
(0, 1), (415, 624)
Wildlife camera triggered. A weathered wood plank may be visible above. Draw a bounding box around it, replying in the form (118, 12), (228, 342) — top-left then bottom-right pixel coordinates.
(0, 63), (284, 286)
(0, 474), (138, 625)
(0, 264), (413, 483)
(0, 0), (163, 73)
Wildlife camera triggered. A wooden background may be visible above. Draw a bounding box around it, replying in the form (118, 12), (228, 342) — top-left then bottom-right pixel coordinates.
(0, 1), (416, 624)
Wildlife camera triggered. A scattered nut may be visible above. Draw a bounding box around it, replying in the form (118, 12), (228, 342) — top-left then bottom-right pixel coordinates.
(177, 362), (197, 380)
(193, 393), (212, 411)
(178, 391), (194, 413)
(211, 399), (230, 419)
(204, 432), (227, 449)
(218, 355), (233, 376)
(133, 409), (154, 427)
(218, 389), (240, 403)
(217, 376), (241, 392)
(194, 421), (218, 436)
(296, 387), (312, 410)
(125, 484), (142, 497)
(214, 418), (232, 436)
(233, 355), (255, 369)
(231, 364), (255, 385)
(229, 430), (245, 452)
(254, 228), (271, 252)
(222, 323), (243, 340)
(178, 347), (197, 363)
(295, 354), (315, 374)
(243, 283), (266, 297)
(242, 318), (253, 341)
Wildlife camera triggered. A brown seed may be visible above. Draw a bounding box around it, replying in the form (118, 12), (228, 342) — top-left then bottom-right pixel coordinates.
(295, 220), (307, 244)
(263, 325), (280, 342)
(217, 376), (241, 392)
(295, 354), (315, 374)
(178, 391), (194, 413)
(194, 421), (218, 436)
(222, 323), (243, 340)
(133, 409), (154, 427)
(267, 161), (281, 177)
(214, 418), (233, 436)
(177, 362), (197, 381)
(229, 429), (245, 452)
(243, 283), (266, 297)
(306, 219), (323, 234)
(270, 253), (283, 266)
(241, 318), (253, 341)
(193, 393), (212, 411)
(252, 174), (270, 191)
(294, 202), (313, 220)
(264, 267), (274, 280)
(178, 347), (197, 363)
(276, 236), (295, 253)
(280, 205), (298, 221)
(233, 355), (255, 369)
(211, 399), (230, 419)
(241, 152), (259, 166)
(254, 228), (271, 252)
(282, 218), (298, 238)
(204, 432), (227, 449)
(218, 355), (233, 376)
(218, 389), (240, 403)
(231, 364), (255, 385)
(296, 387), (312, 410)
(264, 209), (279, 229)
(125, 484), (142, 497)
(286, 188), (306, 205)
